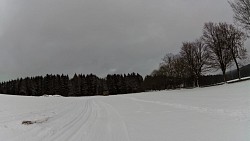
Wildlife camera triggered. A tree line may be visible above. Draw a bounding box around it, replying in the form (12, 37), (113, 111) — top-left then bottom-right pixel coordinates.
(1, 66), (249, 97)
(0, 73), (143, 96)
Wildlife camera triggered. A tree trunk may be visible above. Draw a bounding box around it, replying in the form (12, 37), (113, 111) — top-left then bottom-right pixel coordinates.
(222, 69), (227, 83)
(196, 76), (200, 87)
(233, 56), (241, 80)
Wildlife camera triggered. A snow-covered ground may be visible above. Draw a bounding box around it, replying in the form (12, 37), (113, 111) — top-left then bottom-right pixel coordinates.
(0, 81), (250, 141)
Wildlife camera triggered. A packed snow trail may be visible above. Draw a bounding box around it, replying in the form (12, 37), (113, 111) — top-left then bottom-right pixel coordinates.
(0, 97), (130, 141)
(0, 80), (250, 141)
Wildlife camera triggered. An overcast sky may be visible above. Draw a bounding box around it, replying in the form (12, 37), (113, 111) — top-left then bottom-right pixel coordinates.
(0, 0), (248, 81)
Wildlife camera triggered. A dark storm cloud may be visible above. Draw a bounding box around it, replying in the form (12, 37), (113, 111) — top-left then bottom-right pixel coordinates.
(0, 0), (244, 80)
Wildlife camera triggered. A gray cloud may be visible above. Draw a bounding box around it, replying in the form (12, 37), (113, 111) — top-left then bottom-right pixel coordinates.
(0, 0), (246, 81)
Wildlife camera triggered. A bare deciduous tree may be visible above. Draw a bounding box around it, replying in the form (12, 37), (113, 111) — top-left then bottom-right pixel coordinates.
(160, 53), (176, 77)
(223, 23), (247, 79)
(171, 54), (187, 79)
(229, 0), (250, 31)
(203, 22), (233, 82)
(180, 39), (210, 87)
(156, 53), (187, 79)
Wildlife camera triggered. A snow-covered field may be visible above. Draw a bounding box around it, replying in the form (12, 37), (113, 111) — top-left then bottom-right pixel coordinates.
(0, 81), (250, 141)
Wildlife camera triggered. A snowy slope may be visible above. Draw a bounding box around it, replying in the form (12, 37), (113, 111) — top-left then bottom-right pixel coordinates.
(0, 81), (250, 141)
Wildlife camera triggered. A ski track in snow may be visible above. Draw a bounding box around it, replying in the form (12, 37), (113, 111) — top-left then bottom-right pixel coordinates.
(0, 98), (130, 141)
(127, 97), (250, 121)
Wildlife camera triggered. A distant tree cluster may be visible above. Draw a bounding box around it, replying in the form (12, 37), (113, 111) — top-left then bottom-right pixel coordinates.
(143, 74), (225, 90)
(106, 74), (144, 95)
(143, 75), (183, 90)
(151, 22), (248, 87)
(0, 73), (143, 96)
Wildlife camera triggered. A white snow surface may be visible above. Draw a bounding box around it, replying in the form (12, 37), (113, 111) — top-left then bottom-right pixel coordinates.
(0, 81), (250, 141)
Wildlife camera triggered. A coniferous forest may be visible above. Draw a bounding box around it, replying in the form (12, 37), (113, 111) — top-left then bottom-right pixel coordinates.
(0, 73), (144, 96)
(0, 65), (249, 97)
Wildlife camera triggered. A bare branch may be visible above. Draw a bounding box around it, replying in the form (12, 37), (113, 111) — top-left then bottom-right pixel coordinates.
(229, 0), (250, 31)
